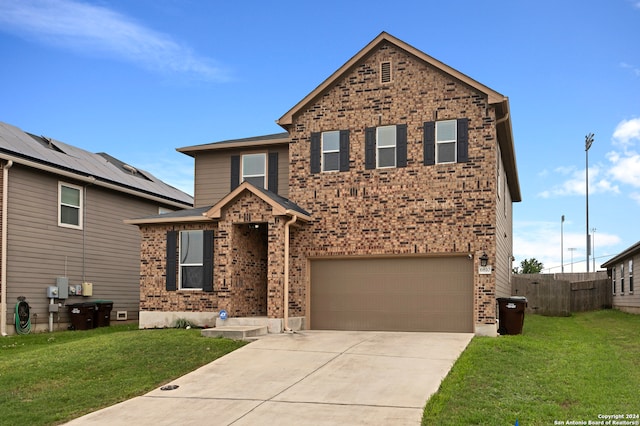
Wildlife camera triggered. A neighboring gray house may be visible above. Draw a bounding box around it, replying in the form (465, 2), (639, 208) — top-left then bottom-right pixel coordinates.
(0, 121), (193, 335)
(602, 241), (639, 314)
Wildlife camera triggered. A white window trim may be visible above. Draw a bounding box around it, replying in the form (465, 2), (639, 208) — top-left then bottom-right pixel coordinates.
(178, 230), (203, 291)
(58, 182), (83, 230)
(620, 263), (625, 295)
(436, 119), (457, 164)
(241, 153), (267, 188)
(321, 131), (340, 172)
(629, 259), (634, 294)
(376, 125), (396, 169)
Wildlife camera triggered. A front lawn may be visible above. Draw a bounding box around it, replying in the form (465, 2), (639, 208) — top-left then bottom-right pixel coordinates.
(423, 310), (640, 425)
(0, 324), (246, 425)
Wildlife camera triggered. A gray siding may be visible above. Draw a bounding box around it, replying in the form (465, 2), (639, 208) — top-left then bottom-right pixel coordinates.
(495, 148), (514, 298)
(193, 144), (289, 208)
(4, 165), (171, 332)
(612, 253), (640, 313)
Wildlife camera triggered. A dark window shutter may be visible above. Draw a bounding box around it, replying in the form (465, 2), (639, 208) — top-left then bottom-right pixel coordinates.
(339, 130), (350, 172)
(365, 127), (376, 169)
(202, 230), (214, 292)
(230, 155), (240, 190)
(310, 133), (321, 174)
(268, 152), (278, 193)
(166, 230), (177, 291)
(423, 121), (435, 166)
(396, 124), (407, 168)
(457, 118), (469, 163)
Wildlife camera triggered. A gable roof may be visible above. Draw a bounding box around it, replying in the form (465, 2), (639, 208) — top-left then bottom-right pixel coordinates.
(275, 31), (521, 202)
(177, 132), (289, 156)
(205, 181), (310, 221)
(0, 121), (193, 208)
(601, 240), (640, 268)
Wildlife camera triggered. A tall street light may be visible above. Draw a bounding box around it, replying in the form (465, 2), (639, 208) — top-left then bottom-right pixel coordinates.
(585, 133), (594, 273)
(592, 227), (597, 272)
(561, 215), (565, 273)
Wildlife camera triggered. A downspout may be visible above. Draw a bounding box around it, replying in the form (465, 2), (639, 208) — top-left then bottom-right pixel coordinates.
(283, 215), (297, 332)
(1, 160), (14, 336)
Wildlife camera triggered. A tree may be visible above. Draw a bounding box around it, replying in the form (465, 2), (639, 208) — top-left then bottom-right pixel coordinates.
(513, 258), (544, 274)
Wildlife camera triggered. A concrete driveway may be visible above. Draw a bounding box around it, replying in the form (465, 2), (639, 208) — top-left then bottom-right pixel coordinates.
(65, 330), (472, 425)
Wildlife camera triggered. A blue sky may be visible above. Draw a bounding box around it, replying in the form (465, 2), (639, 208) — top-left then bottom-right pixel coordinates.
(1, 0), (639, 272)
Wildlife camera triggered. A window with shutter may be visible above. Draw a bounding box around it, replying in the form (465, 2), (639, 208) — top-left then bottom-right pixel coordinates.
(424, 119), (469, 165)
(321, 131), (340, 172)
(241, 153), (266, 188)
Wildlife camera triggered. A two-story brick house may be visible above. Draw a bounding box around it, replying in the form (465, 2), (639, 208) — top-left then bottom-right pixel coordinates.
(127, 32), (520, 336)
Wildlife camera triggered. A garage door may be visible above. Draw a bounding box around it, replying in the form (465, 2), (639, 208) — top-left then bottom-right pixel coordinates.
(310, 256), (473, 332)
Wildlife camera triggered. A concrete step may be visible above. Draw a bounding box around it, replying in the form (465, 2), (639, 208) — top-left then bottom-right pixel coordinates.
(201, 325), (268, 340)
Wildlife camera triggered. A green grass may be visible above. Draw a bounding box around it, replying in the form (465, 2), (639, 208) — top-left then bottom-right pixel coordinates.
(423, 310), (640, 425)
(0, 323), (246, 425)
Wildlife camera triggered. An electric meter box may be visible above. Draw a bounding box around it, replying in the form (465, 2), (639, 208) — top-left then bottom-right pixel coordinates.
(56, 277), (69, 299)
(81, 282), (93, 297)
(47, 286), (58, 298)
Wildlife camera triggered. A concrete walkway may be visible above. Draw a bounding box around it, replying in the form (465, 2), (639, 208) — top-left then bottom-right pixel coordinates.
(65, 330), (473, 425)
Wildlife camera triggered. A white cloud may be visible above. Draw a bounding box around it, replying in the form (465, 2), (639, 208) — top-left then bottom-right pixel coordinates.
(0, 0), (227, 82)
(537, 165), (619, 198)
(514, 220), (621, 273)
(612, 117), (640, 148)
(620, 62), (640, 77)
(606, 150), (640, 188)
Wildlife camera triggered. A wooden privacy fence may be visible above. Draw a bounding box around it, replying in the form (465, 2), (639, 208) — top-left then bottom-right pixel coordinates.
(511, 272), (611, 316)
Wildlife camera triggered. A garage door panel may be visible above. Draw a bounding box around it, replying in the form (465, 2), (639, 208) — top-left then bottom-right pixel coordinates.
(310, 257), (473, 332)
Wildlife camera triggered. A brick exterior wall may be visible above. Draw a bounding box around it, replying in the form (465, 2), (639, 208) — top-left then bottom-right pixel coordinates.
(138, 40), (509, 331)
(139, 191), (288, 319)
(287, 42), (499, 327)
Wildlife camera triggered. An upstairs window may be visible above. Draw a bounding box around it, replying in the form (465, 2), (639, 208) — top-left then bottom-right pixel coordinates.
(310, 130), (350, 174)
(322, 131), (340, 172)
(364, 124), (407, 170)
(423, 118), (469, 165)
(59, 182), (82, 229)
(241, 153), (266, 188)
(377, 125), (397, 168)
(436, 120), (457, 164)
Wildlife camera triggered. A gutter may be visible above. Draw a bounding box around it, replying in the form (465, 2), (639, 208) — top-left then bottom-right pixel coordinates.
(283, 215), (297, 332)
(0, 153), (191, 209)
(1, 160), (13, 336)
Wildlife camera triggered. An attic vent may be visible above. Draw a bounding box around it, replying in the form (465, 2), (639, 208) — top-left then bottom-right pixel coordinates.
(381, 61), (392, 83)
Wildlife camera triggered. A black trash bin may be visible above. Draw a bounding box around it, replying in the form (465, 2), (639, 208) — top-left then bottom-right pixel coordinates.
(94, 300), (113, 327)
(68, 302), (97, 330)
(497, 296), (528, 335)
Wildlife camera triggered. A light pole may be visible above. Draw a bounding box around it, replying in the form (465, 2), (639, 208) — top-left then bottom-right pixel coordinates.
(592, 227), (596, 271)
(568, 248), (577, 273)
(561, 215), (565, 273)
(585, 133), (594, 273)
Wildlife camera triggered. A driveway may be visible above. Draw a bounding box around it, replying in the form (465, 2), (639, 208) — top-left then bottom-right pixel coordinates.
(65, 330), (473, 425)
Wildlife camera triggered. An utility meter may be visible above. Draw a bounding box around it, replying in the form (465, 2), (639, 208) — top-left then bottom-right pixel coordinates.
(47, 286), (58, 298)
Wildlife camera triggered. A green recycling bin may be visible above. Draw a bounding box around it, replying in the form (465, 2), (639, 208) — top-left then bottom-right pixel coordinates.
(497, 296), (527, 335)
